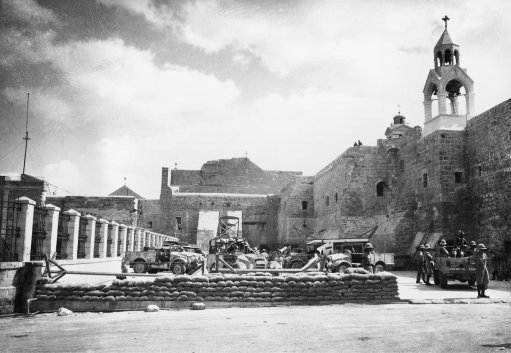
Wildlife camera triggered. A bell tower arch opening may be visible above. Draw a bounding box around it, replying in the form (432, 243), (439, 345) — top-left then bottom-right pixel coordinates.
(422, 16), (475, 136)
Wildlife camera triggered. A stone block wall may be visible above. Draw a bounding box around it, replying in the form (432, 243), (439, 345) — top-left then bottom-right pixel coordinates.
(278, 177), (315, 244)
(464, 99), (511, 252)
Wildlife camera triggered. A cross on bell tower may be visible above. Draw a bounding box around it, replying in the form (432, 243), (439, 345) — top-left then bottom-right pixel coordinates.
(422, 16), (475, 136)
(442, 15), (450, 28)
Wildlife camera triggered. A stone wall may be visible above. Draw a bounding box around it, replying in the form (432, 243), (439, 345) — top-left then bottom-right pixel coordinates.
(166, 193), (279, 247)
(170, 158), (301, 195)
(47, 196), (138, 227)
(464, 99), (511, 253)
(278, 177), (315, 244)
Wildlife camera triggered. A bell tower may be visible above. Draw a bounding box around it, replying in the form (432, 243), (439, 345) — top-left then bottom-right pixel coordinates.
(422, 16), (475, 136)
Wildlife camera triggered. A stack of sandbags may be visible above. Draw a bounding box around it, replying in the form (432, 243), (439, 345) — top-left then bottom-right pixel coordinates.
(34, 272), (399, 303)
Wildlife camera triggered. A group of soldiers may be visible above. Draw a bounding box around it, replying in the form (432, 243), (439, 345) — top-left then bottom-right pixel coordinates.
(414, 230), (491, 298)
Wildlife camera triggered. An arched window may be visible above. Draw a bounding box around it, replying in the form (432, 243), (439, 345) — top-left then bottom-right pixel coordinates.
(445, 79), (467, 115)
(335, 192), (338, 203)
(436, 51), (443, 67)
(444, 49), (452, 65)
(326, 196), (330, 207)
(376, 181), (386, 197)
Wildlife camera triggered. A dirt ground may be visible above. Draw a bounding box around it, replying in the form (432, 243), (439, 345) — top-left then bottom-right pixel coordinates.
(2, 303), (511, 353)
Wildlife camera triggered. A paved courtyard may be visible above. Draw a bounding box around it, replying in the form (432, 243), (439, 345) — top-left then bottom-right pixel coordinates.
(2, 303), (511, 353)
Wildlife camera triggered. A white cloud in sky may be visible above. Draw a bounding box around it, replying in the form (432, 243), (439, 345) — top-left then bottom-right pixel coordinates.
(1, 0), (510, 198)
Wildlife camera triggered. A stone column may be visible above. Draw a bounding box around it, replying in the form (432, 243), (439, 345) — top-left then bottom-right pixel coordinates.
(134, 228), (140, 251)
(97, 219), (109, 258)
(127, 226), (135, 252)
(84, 215), (96, 259)
(15, 197), (35, 262)
(118, 224), (127, 257)
(42, 204), (60, 259)
(109, 221), (119, 258)
(437, 91), (448, 115)
(423, 97), (432, 121)
(63, 209), (80, 261)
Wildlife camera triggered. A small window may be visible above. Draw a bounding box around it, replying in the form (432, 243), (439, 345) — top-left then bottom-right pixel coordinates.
(335, 193), (338, 203)
(301, 201), (308, 210)
(400, 160), (405, 172)
(302, 220), (307, 228)
(423, 173), (428, 188)
(376, 181), (386, 197)
(478, 165), (482, 176)
(175, 217), (182, 231)
(508, 131), (511, 141)
(148, 221), (153, 228)
(454, 172), (463, 184)
(326, 196), (330, 207)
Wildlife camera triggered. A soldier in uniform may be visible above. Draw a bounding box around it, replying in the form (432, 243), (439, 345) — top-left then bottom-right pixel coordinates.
(465, 241), (477, 257)
(362, 243), (374, 274)
(437, 239), (449, 257)
(414, 244), (426, 283)
(423, 244), (434, 285)
(455, 230), (468, 249)
(475, 243), (490, 298)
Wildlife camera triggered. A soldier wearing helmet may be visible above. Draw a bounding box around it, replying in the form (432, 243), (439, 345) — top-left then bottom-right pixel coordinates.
(437, 239), (449, 258)
(414, 244), (426, 284)
(362, 242), (374, 274)
(465, 241), (477, 257)
(423, 244), (434, 285)
(475, 243), (490, 298)
(455, 230), (468, 248)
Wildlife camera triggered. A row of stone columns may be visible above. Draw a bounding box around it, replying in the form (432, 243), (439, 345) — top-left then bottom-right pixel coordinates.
(11, 196), (176, 262)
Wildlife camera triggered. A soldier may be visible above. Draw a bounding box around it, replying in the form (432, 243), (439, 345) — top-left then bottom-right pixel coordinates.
(437, 239), (449, 257)
(465, 241), (477, 257)
(475, 243), (490, 298)
(455, 230), (468, 250)
(423, 244), (434, 285)
(362, 243), (374, 274)
(414, 244), (426, 283)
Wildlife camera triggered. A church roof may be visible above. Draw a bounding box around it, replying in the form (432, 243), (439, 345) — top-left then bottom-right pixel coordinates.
(109, 185), (144, 199)
(435, 29), (456, 48)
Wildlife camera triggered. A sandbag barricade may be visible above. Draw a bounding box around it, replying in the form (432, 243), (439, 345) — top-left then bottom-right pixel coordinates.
(35, 272), (399, 305)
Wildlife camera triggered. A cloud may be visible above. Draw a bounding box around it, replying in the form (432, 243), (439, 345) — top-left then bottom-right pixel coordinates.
(43, 160), (81, 195)
(2, 0), (58, 25)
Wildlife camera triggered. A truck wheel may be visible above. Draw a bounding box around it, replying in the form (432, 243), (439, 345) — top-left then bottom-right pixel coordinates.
(439, 274), (448, 288)
(171, 262), (186, 275)
(374, 263), (385, 273)
(133, 261), (147, 273)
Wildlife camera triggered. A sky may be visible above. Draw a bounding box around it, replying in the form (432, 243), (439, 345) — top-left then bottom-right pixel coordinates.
(1, 0), (510, 199)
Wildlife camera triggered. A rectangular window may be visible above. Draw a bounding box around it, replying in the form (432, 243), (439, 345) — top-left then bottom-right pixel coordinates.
(326, 196), (330, 207)
(400, 160), (405, 172)
(454, 172), (463, 184)
(423, 173), (428, 188)
(148, 221), (153, 229)
(301, 201), (308, 210)
(478, 165), (482, 176)
(175, 217), (182, 231)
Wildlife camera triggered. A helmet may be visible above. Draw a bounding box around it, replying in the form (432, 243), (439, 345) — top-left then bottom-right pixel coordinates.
(477, 243), (487, 251)
(457, 230), (465, 236)
(364, 243), (374, 250)
(439, 239), (447, 246)
(424, 244), (431, 250)
(470, 241), (477, 247)
(418, 244), (425, 250)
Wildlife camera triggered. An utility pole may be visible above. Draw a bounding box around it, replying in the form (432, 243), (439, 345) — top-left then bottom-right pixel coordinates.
(22, 93), (30, 176)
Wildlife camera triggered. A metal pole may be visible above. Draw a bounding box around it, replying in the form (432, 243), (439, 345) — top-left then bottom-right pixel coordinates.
(22, 92), (30, 175)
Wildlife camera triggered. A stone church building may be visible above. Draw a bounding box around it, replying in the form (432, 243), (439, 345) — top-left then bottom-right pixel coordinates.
(49, 21), (511, 266)
(137, 21), (510, 265)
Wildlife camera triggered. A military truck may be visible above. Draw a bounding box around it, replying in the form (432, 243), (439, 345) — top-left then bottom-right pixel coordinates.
(283, 238), (394, 272)
(433, 245), (477, 288)
(209, 216), (267, 271)
(320, 239), (394, 273)
(126, 244), (203, 275)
